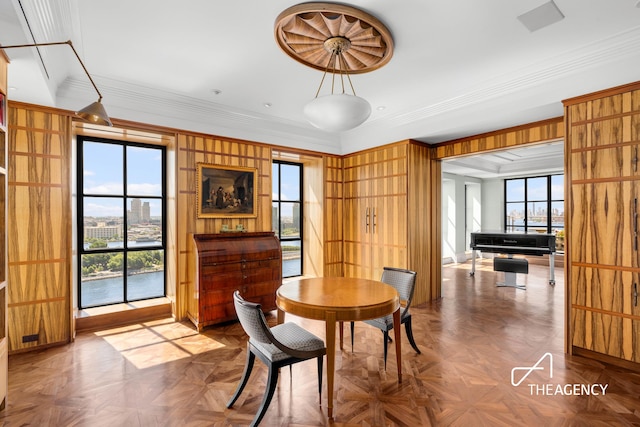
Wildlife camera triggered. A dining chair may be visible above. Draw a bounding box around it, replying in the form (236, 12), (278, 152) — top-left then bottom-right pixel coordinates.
(350, 267), (421, 368)
(227, 291), (326, 426)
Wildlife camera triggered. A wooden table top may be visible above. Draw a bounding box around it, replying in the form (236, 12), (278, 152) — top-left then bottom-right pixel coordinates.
(276, 277), (400, 322)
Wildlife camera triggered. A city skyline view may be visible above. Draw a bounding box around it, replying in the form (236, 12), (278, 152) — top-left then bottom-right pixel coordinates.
(83, 141), (163, 217)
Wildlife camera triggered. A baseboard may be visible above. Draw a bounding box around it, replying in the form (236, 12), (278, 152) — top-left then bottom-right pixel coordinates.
(572, 347), (640, 372)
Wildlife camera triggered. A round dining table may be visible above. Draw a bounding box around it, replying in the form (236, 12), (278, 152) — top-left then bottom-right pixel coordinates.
(276, 277), (402, 419)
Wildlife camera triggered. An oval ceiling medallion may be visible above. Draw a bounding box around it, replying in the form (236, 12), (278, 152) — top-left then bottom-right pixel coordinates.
(274, 2), (394, 74)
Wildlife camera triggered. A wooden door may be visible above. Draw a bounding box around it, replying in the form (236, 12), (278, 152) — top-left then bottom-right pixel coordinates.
(343, 152), (373, 279)
(369, 146), (408, 278)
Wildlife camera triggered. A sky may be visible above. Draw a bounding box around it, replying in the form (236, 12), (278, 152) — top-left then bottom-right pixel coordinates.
(272, 163), (301, 217)
(83, 141), (163, 218)
(505, 175), (564, 202)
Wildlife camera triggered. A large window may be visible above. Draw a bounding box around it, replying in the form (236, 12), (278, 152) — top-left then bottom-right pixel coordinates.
(272, 161), (302, 277)
(505, 174), (564, 234)
(78, 136), (166, 308)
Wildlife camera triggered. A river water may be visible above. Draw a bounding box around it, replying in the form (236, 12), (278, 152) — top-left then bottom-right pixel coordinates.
(81, 258), (300, 308)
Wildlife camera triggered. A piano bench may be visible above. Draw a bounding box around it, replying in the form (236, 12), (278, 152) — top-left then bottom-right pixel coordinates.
(493, 257), (528, 289)
(493, 257), (529, 274)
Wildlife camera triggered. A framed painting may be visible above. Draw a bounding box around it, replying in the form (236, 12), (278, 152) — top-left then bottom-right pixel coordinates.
(197, 163), (257, 218)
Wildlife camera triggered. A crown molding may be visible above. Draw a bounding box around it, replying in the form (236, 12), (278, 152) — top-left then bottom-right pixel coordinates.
(56, 75), (343, 154)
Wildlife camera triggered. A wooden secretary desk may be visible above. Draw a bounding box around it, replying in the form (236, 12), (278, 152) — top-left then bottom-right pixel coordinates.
(190, 232), (282, 331)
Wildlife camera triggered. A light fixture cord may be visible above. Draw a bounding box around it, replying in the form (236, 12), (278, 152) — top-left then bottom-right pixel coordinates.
(314, 49), (335, 98)
(313, 45), (357, 98)
(0, 40), (103, 101)
(338, 50), (358, 96)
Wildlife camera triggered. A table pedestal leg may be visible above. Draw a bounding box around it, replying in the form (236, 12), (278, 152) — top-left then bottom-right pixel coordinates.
(393, 308), (402, 383)
(325, 311), (336, 419)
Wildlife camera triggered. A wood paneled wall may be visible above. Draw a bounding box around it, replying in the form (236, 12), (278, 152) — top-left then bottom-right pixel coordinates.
(564, 81), (640, 364)
(408, 142), (440, 303)
(175, 134), (273, 321)
(2, 91), (572, 354)
(433, 117), (564, 159)
(7, 103), (72, 353)
(324, 156), (343, 277)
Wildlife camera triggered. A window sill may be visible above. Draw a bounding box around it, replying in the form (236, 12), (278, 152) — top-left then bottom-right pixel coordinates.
(75, 297), (173, 333)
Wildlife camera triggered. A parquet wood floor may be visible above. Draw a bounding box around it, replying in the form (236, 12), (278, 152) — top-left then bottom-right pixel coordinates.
(2, 259), (640, 426)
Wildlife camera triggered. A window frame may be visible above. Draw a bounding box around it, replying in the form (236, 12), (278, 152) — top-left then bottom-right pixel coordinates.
(77, 135), (167, 309)
(504, 174), (564, 234)
(272, 160), (303, 278)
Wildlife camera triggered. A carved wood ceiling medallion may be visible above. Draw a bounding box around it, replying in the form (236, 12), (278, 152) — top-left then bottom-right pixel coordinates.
(274, 2), (394, 74)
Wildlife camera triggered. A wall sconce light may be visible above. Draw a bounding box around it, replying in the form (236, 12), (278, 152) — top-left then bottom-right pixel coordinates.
(1, 40), (112, 126)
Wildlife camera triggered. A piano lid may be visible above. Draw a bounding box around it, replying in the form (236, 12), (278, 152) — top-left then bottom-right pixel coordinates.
(470, 231), (556, 254)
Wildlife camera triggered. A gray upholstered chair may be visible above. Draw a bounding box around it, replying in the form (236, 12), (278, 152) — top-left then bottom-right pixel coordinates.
(350, 267), (421, 368)
(227, 291), (326, 426)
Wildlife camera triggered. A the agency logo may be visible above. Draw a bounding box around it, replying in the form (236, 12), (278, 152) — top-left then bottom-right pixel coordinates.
(511, 352), (608, 396)
(511, 352), (553, 386)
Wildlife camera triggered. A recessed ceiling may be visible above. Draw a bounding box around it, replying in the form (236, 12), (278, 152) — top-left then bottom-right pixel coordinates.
(1, 0), (639, 155)
(442, 140), (564, 179)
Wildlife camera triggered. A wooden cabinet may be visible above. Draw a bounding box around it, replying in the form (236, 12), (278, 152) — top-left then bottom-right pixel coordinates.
(342, 141), (433, 303)
(343, 145), (408, 280)
(0, 50), (8, 409)
(190, 232), (281, 331)
(565, 82), (640, 364)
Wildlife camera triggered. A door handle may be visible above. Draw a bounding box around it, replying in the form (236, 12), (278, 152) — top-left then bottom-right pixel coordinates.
(372, 207), (377, 233)
(365, 207), (370, 233)
(634, 283), (638, 307)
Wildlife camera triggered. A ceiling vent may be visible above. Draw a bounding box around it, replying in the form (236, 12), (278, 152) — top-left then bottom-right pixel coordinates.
(517, 1), (565, 32)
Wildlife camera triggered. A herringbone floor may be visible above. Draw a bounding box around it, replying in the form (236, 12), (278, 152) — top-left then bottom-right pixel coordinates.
(2, 259), (640, 426)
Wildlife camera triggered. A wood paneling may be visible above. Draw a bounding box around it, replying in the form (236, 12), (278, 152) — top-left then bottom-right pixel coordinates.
(0, 51), (7, 96)
(6, 105), (72, 353)
(323, 156), (343, 277)
(409, 142), (440, 303)
(176, 134), (273, 323)
(433, 117), (564, 159)
(342, 141), (435, 305)
(343, 144), (408, 281)
(565, 80), (640, 365)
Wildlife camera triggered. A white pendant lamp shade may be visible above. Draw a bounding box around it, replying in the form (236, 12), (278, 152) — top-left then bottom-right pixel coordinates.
(304, 93), (371, 132)
(275, 4), (393, 133)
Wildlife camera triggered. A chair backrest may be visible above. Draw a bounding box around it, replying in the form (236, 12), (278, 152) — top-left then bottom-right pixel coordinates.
(381, 267), (417, 315)
(233, 291), (276, 345)
(233, 291), (324, 359)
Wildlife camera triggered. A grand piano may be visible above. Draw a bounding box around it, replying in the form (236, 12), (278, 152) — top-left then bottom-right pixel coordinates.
(470, 231), (557, 285)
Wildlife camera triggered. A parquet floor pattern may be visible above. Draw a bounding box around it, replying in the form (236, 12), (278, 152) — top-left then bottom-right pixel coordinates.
(2, 260), (640, 426)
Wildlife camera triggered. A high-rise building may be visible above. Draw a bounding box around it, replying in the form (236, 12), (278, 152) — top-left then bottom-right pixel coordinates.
(129, 198), (142, 224)
(142, 201), (151, 223)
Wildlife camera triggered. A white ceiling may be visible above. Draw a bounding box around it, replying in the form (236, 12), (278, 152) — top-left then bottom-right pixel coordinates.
(441, 139), (564, 179)
(1, 0), (640, 155)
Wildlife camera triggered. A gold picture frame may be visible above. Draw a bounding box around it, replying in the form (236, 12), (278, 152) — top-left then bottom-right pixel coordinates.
(197, 163), (257, 218)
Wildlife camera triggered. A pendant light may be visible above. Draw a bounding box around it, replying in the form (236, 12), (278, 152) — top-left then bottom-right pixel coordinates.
(1, 40), (112, 126)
